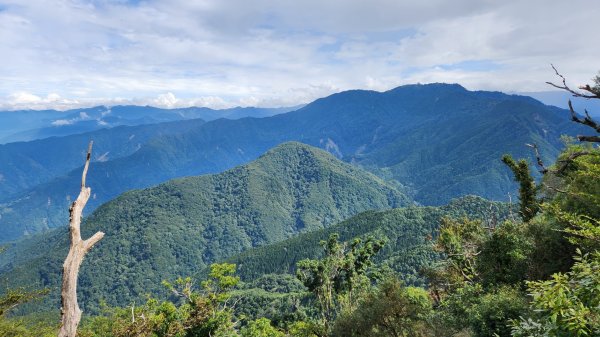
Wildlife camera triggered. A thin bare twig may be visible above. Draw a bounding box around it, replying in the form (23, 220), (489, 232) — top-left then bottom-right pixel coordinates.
(547, 64), (600, 144)
(546, 64), (599, 99)
(526, 143), (548, 174)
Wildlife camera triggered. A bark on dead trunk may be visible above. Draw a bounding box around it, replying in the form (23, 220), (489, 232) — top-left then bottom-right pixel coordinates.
(58, 141), (105, 337)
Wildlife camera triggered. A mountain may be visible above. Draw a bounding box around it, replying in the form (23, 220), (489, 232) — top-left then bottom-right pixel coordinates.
(0, 142), (409, 312)
(0, 105), (299, 144)
(0, 83), (586, 243)
(0, 109), (67, 144)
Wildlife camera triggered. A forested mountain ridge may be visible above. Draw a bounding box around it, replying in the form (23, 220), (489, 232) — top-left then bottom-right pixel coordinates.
(0, 83), (586, 243)
(0, 142), (410, 312)
(227, 195), (510, 284)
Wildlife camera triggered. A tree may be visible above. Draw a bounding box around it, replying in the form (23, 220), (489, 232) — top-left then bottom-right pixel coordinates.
(241, 318), (285, 337)
(59, 141), (105, 337)
(427, 217), (531, 337)
(501, 154), (539, 222)
(331, 278), (432, 337)
(79, 263), (241, 337)
(296, 234), (384, 336)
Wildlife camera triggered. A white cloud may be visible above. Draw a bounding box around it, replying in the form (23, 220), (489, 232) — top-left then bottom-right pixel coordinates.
(50, 111), (92, 126)
(8, 92), (42, 104)
(152, 92), (179, 108)
(0, 0), (597, 110)
(4, 92), (80, 110)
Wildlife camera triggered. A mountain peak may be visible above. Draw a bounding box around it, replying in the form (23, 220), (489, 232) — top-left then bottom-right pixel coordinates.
(259, 141), (323, 158)
(386, 82), (467, 93)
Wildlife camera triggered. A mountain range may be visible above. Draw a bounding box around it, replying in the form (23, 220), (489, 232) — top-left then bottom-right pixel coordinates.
(0, 84), (586, 243)
(0, 142), (409, 312)
(0, 105), (299, 144)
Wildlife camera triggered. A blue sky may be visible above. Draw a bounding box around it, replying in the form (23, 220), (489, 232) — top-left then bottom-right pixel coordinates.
(0, 0), (598, 110)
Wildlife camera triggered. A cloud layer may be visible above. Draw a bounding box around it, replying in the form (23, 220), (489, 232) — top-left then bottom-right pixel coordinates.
(0, 0), (598, 110)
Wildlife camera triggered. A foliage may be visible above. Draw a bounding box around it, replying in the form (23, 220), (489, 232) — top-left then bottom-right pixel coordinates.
(542, 146), (600, 252)
(429, 217), (532, 336)
(79, 263), (240, 337)
(434, 283), (527, 337)
(547, 144), (600, 217)
(240, 318), (284, 337)
(512, 252), (600, 337)
(433, 217), (486, 285)
(331, 278), (432, 337)
(0, 288), (52, 336)
(477, 220), (533, 286)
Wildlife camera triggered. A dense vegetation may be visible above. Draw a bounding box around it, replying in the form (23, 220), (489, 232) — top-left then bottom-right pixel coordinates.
(0, 83), (586, 242)
(227, 195), (509, 284)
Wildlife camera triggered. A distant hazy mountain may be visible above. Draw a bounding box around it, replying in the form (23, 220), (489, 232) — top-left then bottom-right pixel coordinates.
(0, 119), (207, 199)
(0, 142), (410, 312)
(0, 83), (587, 242)
(0, 105), (299, 144)
(520, 91), (600, 118)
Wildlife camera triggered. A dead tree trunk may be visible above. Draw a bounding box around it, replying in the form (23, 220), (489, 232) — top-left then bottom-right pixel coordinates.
(58, 141), (105, 337)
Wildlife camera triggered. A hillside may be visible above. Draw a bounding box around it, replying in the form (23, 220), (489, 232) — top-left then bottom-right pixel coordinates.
(0, 142), (409, 312)
(227, 195), (510, 285)
(0, 84), (585, 242)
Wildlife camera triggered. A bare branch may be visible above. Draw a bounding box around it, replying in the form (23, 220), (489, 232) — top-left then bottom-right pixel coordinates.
(577, 135), (600, 143)
(579, 84), (600, 97)
(526, 141), (591, 175)
(542, 183), (569, 195)
(546, 64), (599, 99)
(553, 151), (591, 175)
(547, 65), (600, 143)
(526, 143), (548, 174)
(568, 101), (600, 134)
(81, 141), (93, 188)
(83, 231), (105, 252)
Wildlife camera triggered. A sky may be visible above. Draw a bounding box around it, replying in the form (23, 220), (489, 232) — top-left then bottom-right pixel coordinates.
(0, 0), (598, 110)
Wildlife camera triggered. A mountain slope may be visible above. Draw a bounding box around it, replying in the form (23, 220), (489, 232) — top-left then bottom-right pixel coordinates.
(0, 142), (409, 311)
(226, 195), (510, 284)
(0, 84), (586, 242)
